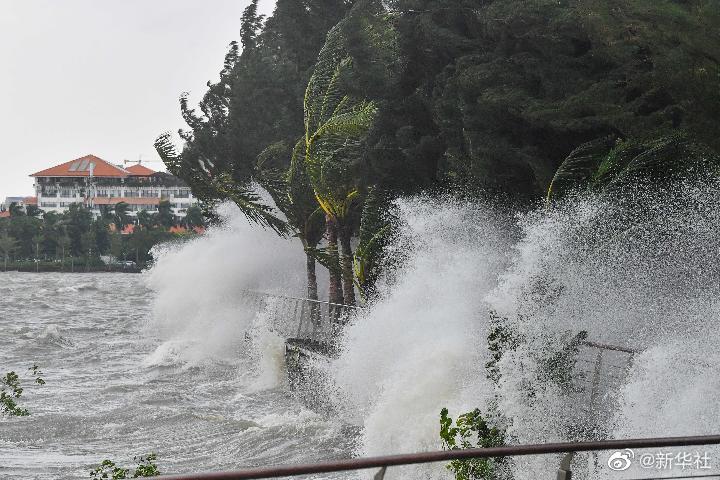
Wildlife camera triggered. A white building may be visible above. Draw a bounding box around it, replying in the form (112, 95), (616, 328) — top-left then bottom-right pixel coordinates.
(30, 154), (198, 218)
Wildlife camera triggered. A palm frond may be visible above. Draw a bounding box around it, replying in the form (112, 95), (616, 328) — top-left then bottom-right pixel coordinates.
(154, 132), (183, 176)
(305, 245), (344, 275)
(546, 135), (618, 203)
(211, 173), (290, 236)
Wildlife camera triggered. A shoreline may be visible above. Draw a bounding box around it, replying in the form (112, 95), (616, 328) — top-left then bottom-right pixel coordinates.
(1, 265), (143, 274)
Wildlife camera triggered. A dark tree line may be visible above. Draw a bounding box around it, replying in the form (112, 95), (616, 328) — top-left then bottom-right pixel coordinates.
(0, 202), (206, 270)
(157, 0), (720, 303)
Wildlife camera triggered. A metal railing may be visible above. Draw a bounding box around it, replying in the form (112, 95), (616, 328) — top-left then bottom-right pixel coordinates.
(241, 291), (643, 403)
(573, 340), (639, 425)
(154, 435), (720, 479)
(241, 290), (360, 350)
(235, 291), (679, 479)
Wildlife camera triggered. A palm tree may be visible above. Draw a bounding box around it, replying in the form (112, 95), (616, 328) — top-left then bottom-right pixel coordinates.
(99, 204), (114, 221)
(300, 25), (379, 306)
(154, 133), (288, 236)
(113, 202), (130, 230)
(256, 141), (326, 301)
(353, 187), (395, 301)
(547, 133), (720, 203)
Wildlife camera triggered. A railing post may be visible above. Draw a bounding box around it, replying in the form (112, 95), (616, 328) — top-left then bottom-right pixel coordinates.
(556, 452), (574, 480)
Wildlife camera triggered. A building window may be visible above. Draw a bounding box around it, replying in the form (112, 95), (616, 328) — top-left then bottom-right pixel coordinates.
(41, 202), (58, 208)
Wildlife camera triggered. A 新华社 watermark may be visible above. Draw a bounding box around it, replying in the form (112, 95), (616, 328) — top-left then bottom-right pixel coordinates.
(607, 449), (712, 471)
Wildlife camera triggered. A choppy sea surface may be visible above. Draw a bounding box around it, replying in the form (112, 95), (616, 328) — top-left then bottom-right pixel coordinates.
(5, 187), (720, 480)
(0, 272), (354, 480)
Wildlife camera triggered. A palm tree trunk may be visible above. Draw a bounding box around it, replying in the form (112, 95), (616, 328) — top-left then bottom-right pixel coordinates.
(339, 227), (356, 306)
(305, 252), (318, 301)
(305, 251), (320, 324)
(326, 215), (343, 307)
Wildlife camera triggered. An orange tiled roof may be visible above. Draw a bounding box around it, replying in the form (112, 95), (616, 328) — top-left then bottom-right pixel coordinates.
(92, 197), (160, 206)
(30, 155), (129, 178)
(23, 196), (38, 205)
(0, 211), (10, 218)
(126, 164), (156, 176)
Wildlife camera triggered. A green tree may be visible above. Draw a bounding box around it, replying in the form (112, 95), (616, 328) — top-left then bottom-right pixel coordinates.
(183, 205), (204, 229)
(0, 233), (18, 271)
(136, 210), (156, 230)
(548, 133), (720, 202)
(157, 201), (175, 229)
(439, 408), (509, 480)
(64, 204), (93, 257)
(89, 454), (160, 479)
(8, 202), (25, 217)
(94, 218), (111, 255)
(256, 141), (326, 301)
(299, 1), (397, 305)
(42, 211), (63, 256)
(110, 233), (126, 263)
(7, 215), (42, 258)
(57, 234), (71, 269)
(25, 205), (42, 218)
(155, 0), (351, 235)
(113, 202), (130, 229)
(377, 0), (720, 198)
(99, 204), (114, 221)
(81, 230), (97, 271)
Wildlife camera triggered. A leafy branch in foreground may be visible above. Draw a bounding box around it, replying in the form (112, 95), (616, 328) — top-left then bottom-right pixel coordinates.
(440, 408), (510, 480)
(1, 365), (45, 417)
(89, 454), (160, 479)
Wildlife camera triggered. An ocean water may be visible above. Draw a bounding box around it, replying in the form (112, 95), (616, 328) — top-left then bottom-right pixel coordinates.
(0, 271), (354, 479)
(3, 185), (720, 480)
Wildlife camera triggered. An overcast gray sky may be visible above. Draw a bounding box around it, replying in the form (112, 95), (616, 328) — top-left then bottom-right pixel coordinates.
(0, 0), (276, 198)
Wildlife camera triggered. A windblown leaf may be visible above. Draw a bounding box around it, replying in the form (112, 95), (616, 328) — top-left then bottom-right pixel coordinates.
(546, 135), (618, 203)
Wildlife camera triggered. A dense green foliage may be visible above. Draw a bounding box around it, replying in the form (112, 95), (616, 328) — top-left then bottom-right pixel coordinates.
(160, 0), (719, 302)
(89, 454), (160, 479)
(1, 365), (45, 417)
(440, 407), (509, 480)
(548, 133), (720, 201)
(0, 203), (205, 271)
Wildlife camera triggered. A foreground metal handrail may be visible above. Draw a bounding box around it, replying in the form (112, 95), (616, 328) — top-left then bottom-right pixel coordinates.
(155, 435), (720, 480)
